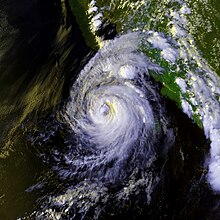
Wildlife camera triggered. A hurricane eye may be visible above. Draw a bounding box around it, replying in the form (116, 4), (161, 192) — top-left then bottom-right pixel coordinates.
(99, 103), (110, 116)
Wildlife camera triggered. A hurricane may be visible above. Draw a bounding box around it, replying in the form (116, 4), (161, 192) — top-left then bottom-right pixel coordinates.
(29, 32), (174, 219)
(64, 32), (172, 179)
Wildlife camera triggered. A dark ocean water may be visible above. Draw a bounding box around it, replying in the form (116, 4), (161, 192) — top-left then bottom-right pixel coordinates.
(0, 0), (220, 219)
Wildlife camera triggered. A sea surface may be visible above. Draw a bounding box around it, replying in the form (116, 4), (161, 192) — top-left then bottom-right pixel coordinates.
(0, 0), (220, 219)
